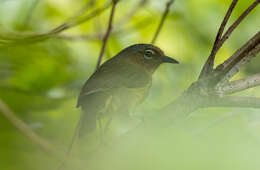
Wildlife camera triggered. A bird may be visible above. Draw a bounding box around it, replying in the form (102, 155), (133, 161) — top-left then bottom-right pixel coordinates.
(77, 44), (179, 137)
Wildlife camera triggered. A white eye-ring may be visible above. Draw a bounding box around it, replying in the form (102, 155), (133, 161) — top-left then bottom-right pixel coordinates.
(144, 49), (154, 59)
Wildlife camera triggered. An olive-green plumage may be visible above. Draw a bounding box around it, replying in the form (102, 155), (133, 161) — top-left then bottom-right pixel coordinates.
(77, 44), (179, 136)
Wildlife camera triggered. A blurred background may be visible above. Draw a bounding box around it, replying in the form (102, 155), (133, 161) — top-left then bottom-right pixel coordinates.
(0, 0), (260, 169)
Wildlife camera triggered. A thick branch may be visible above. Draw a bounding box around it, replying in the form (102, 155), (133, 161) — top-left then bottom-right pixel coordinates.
(151, 0), (175, 44)
(96, 0), (119, 69)
(220, 73), (260, 94)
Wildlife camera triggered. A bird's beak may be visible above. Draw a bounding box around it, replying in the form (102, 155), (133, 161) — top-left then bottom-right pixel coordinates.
(161, 56), (179, 64)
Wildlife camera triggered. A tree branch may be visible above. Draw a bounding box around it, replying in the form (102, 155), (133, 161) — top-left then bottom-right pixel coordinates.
(0, 1), (111, 45)
(199, 0), (260, 79)
(95, 0), (119, 69)
(57, 2), (120, 168)
(215, 31), (260, 80)
(220, 73), (260, 94)
(218, 0), (260, 50)
(199, 0), (238, 79)
(151, 0), (175, 44)
(0, 99), (64, 160)
(53, 0), (148, 42)
(0, 99), (85, 169)
(219, 45), (260, 85)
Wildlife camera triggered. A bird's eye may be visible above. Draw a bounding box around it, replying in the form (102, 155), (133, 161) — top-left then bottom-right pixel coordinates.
(144, 49), (154, 59)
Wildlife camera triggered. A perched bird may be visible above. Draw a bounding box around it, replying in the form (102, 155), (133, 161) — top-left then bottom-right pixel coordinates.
(77, 44), (179, 137)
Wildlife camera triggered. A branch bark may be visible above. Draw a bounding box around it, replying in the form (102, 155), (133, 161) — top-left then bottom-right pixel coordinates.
(220, 73), (260, 94)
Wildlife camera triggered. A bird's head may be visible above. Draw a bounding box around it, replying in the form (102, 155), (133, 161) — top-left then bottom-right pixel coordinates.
(117, 44), (179, 73)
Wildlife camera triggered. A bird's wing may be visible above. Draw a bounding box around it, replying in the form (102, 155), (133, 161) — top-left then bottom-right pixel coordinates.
(77, 61), (151, 108)
(78, 90), (114, 136)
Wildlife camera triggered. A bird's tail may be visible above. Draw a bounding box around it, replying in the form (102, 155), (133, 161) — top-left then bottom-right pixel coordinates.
(78, 110), (97, 138)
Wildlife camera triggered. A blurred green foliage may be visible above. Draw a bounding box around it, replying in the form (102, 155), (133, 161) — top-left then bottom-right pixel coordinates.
(0, 0), (260, 170)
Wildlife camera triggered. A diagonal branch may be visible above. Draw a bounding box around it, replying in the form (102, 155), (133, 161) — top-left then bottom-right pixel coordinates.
(199, 0), (260, 79)
(219, 43), (260, 85)
(54, 0), (148, 42)
(220, 73), (260, 94)
(0, 99), (64, 160)
(215, 31), (260, 80)
(151, 0), (175, 44)
(56, 1), (120, 169)
(218, 0), (260, 49)
(0, 1), (111, 45)
(95, 0), (119, 69)
(199, 0), (238, 79)
(216, 31), (260, 70)
(57, 2), (120, 169)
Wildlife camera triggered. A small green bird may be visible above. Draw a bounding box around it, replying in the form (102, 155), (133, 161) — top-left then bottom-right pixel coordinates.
(77, 44), (179, 136)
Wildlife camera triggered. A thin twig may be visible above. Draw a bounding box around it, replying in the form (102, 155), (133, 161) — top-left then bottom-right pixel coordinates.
(55, 0), (149, 42)
(96, 0), (119, 69)
(199, 0), (238, 79)
(0, 1), (111, 45)
(151, 0), (175, 44)
(0, 99), (64, 160)
(54, 33), (101, 41)
(58, 0), (119, 168)
(218, 0), (260, 50)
